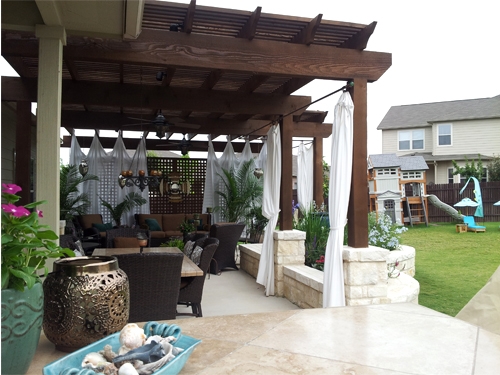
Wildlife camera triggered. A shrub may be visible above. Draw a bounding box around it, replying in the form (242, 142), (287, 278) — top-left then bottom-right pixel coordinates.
(368, 211), (407, 250)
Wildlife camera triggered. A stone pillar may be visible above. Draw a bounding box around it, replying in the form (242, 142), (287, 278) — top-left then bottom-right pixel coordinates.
(34, 25), (66, 238)
(343, 246), (390, 306)
(273, 230), (306, 296)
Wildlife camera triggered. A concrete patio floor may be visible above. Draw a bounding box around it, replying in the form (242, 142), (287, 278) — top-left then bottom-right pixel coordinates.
(176, 268), (300, 318)
(29, 268), (500, 375)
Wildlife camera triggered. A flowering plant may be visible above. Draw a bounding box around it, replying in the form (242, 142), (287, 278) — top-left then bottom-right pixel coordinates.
(179, 219), (196, 234)
(1, 184), (74, 291)
(368, 212), (407, 251)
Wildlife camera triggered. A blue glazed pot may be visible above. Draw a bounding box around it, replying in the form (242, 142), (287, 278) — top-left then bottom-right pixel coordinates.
(1, 282), (44, 375)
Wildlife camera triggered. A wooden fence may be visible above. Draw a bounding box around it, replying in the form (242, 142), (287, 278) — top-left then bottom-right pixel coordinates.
(427, 181), (500, 223)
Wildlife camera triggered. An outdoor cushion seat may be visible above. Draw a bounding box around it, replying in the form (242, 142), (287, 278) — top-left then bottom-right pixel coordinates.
(463, 216), (486, 232)
(105, 228), (151, 248)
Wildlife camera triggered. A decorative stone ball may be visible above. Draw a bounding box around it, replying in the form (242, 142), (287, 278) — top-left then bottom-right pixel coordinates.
(138, 170), (145, 176)
(150, 170), (157, 176)
(127, 170), (133, 177)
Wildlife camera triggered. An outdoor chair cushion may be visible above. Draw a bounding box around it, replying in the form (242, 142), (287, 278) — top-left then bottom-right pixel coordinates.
(114, 237), (140, 248)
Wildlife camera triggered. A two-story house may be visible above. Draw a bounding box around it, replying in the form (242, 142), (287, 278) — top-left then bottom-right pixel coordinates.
(377, 95), (500, 184)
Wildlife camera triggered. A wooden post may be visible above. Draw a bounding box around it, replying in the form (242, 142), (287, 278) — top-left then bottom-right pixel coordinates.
(279, 116), (293, 230)
(347, 79), (369, 247)
(313, 136), (324, 207)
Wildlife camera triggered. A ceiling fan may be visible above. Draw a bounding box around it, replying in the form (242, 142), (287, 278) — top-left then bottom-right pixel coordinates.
(157, 133), (192, 155)
(120, 110), (200, 139)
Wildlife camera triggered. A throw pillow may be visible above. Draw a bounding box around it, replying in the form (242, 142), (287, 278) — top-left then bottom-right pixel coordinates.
(145, 218), (162, 231)
(183, 240), (195, 258)
(190, 245), (203, 266)
(92, 222), (113, 231)
(114, 237), (139, 248)
(92, 223), (106, 231)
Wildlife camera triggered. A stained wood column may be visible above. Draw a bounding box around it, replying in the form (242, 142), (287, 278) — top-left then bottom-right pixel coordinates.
(15, 101), (32, 206)
(279, 116), (293, 230)
(35, 25), (66, 234)
(313, 136), (324, 207)
(347, 78), (368, 247)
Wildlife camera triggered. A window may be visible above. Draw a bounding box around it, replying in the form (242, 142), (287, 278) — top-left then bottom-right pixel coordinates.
(398, 130), (424, 150)
(377, 168), (397, 176)
(438, 124), (452, 146)
(402, 171), (423, 180)
(448, 168), (454, 183)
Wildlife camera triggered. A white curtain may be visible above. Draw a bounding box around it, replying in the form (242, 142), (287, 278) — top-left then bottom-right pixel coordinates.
(256, 125), (281, 296)
(297, 142), (314, 213)
(323, 91), (354, 308)
(69, 132), (150, 226)
(202, 137), (266, 224)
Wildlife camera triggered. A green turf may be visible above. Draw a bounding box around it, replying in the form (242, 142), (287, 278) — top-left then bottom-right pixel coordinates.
(400, 221), (500, 317)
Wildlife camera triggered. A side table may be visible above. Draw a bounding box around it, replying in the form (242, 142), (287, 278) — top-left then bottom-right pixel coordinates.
(456, 224), (467, 233)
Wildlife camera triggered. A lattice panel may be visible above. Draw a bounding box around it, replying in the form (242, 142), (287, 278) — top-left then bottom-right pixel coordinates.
(147, 158), (206, 214)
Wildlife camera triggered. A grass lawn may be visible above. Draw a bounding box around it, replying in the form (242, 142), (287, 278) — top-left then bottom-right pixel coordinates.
(400, 221), (500, 317)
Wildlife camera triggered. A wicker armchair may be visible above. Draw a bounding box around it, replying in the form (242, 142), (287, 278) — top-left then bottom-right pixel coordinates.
(105, 228), (151, 248)
(115, 252), (184, 322)
(177, 237), (219, 317)
(209, 222), (245, 275)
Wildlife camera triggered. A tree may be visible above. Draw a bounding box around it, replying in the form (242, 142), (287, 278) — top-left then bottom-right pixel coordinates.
(452, 155), (483, 181)
(487, 155), (500, 181)
(60, 164), (99, 221)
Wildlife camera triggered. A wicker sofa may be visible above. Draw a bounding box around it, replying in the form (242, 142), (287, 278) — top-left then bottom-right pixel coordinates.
(135, 213), (211, 246)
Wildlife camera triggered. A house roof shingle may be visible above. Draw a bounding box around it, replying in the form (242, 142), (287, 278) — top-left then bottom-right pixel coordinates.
(377, 95), (500, 130)
(368, 153), (428, 171)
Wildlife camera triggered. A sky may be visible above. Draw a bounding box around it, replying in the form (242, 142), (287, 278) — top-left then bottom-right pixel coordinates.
(2, 0), (499, 162)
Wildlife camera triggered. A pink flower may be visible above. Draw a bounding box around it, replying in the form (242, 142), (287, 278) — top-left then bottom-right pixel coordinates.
(316, 255), (325, 264)
(36, 209), (43, 218)
(2, 183), (22, 195)
(2, 203), (31, 217)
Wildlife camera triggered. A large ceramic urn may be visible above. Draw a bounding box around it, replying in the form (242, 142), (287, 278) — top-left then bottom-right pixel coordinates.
(43, 256), (129, 352)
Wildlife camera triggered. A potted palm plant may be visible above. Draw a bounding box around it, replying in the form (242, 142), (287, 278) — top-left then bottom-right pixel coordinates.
(1, 183), (74, 374)
(214, 159), (263, 223)
(59, 164), (99, 227)
(99, 192), (147, 226)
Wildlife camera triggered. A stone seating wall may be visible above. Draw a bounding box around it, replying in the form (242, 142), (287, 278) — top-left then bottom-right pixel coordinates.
(239, 231), (419, 308)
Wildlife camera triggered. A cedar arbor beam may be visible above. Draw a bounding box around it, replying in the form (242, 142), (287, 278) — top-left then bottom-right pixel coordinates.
(1, 77), (312, 116)
(2, 29), (392, 82)
(61, 135), (269, 154)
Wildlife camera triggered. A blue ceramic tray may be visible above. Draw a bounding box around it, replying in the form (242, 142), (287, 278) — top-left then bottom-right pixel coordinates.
(43, 322), (201, 375)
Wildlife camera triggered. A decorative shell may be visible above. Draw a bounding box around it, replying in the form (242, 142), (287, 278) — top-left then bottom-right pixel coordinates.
(118, 323), (147, 355)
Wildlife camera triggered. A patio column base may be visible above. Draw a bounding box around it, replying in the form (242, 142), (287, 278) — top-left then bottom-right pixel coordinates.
(273, 230), (306, 297)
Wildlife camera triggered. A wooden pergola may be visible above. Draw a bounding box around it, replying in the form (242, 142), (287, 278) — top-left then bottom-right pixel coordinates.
(1, 0), (391, 247)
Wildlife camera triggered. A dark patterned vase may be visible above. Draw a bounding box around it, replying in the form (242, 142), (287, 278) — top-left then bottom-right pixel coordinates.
(43, 256), (129, 352)
(1, 282), (44, 375)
